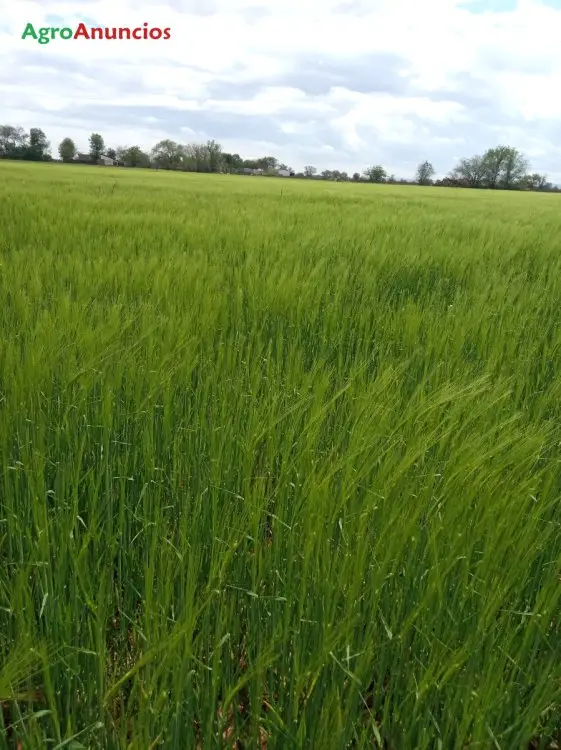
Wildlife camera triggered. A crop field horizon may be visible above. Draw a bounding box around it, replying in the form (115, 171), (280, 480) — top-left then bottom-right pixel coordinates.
(1, 161), (561, 749)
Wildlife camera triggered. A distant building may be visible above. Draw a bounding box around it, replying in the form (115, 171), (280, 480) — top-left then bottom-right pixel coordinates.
(277, 169), (291, 177)
(73, 152), (117, 166)
(98, 154), (117, 166)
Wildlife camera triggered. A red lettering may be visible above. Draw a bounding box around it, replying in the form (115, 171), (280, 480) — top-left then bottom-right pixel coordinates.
(163, 28), (171, 39)
(91, 27), (103, 39)
(132, 27), (143, 39)
(73, 22), (90, 39)
(149, 27), (162, 39)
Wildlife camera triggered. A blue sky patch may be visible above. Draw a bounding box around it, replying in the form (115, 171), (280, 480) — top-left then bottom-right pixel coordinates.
(460, 0), (517, 13)
(462, 0), (561, 13)
(81, 17), (104, 27)
(44, 15), (66, 25)
(44, 14), (102, 26)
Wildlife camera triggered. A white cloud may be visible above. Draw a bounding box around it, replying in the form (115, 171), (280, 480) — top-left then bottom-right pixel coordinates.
(2, 0), (561, 178)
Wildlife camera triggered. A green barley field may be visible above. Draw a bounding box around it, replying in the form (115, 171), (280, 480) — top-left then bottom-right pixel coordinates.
(1, 160), (561, 749)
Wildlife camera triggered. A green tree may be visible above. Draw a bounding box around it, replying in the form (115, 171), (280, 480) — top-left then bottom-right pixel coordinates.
(184, 143), (209, 172)
(499, 147), (529, 189)
(222, 153), (243, 173)
(452, 147), (529, 190)
(480, 146), (508, 189)
(117, 145), (151, 168)
(89, 133), (105, 163)
(523, 173), (549, 191)
(364, 165), (387, 183)
(304, 165), (317, 177)
(24, 128), (50, 161)
(151, 139), (185, 170)
(206, 139), (223, 173)
(257, 156), (278, 171)
(58, 137), (76, 163)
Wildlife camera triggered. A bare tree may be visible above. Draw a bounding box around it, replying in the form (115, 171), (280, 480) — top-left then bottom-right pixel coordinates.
(304, 165), (317, 177)
(449, 155), (486, 188)
(0, 125), (28, 158)
(416, 161), (435, 185)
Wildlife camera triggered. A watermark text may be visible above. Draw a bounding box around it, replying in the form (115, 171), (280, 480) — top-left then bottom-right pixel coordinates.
(22, 22), (171, 44)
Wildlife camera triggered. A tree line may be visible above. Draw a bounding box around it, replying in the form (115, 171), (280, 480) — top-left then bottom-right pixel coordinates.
(0, 123), (558, 192)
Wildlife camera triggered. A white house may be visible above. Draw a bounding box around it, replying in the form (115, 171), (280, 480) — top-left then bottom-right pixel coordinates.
(99, 154), (117, 166)
(277, 169), (291, 177)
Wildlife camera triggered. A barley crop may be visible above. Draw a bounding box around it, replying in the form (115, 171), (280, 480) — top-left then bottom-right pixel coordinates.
(1, 161), (561, 749)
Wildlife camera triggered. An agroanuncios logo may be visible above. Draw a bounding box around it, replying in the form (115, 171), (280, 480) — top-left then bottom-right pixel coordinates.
(21, 22), (171, 44)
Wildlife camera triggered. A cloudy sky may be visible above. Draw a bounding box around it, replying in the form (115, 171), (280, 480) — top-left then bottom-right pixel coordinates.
(2, 0), (561, 179)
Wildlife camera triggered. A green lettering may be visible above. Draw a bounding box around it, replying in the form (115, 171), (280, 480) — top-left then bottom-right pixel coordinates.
(38, 27), (51, 45)
(21, 22), (38, 41)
